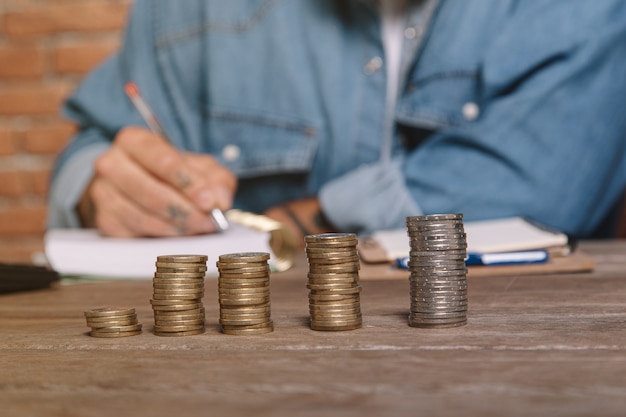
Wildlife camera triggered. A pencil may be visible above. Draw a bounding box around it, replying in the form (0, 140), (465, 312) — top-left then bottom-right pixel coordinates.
(124, 82), (229, 232)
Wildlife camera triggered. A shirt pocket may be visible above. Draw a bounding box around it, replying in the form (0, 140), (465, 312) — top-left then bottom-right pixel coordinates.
(396, 70), (482, 130)
(204, 105), (319, 178)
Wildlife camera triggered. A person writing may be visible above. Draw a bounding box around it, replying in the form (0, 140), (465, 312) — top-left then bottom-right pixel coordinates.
(48, 0), (626, 243)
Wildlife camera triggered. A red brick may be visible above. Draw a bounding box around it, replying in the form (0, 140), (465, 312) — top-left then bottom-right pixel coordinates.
(0, 45), (45, 78)
(0, 84), (68, 115)
(0, 171), (24, 196)
(22, 169), (51, 196)
(0, 130), (16, 156)
(5, 2), (131, 36)
(54, 41), (119, 74)
(0, 206), (47, 235)
(22, 121), (76, 154)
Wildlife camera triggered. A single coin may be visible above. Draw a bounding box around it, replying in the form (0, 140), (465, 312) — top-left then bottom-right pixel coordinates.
(85, 312), (136, 322)
(155, 264), (207, 271)
(218, 282), (269, 290)
(219, 252), (270, 263)
(216, 261), (268, 270)
(90, 330), (142, 338)
(219, 316), (272, 326)
(409, 319), (467, 329)
(310, 322), (362, 331)
(218, 272), (270, 281)
(305, 241), (357, 249)
(154, 271), (206, 279)
(305, 246), (357, 254)
(217, 264), (270, 273)
(307, 282), (358, 290)
(155, 261), (207, 268)
(221, 326), (274, 335)
(219, 296), (271, 305)
(153, 323), (205, 332)
(219, 306), (270, 314)
(150, 303), (203, 312)
(305, 233), (356, 243)
(90, 323), (142, 333)
(84, 307), (135, 318)
(154, 307), (205, 316)
(87, 318), (139, 329)
(221, 320), (273, 330)
(157, 254), (208, 263)
(308, 287), (361, 296)
(309, 265), (360, 274)
(155, 318), (205, 327)
(406, 213), (463, 222)
(307, 272), (360, 280)
(153, 283), (204, 290)
(154, 328), (205, 337)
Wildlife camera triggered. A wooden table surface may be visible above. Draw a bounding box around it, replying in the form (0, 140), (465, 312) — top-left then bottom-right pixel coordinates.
(1, 241), (626, 417)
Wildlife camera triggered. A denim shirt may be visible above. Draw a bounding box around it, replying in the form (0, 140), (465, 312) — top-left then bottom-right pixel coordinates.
(49, 0), (626, 237)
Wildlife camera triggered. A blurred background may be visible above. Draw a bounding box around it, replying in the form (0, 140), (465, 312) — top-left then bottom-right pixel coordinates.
(0, 0), (624, 264)
(0, 0), (130, 262)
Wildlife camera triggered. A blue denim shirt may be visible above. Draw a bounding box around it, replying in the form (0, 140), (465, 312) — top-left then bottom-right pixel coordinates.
(49, 0), (626, 237)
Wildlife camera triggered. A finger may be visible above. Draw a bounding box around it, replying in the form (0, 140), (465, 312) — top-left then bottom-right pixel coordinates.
(94, 145), (218, 235)
(184, 153), (238, 210)
(114, 127), (228, 212)
(90, 179), (181, 237)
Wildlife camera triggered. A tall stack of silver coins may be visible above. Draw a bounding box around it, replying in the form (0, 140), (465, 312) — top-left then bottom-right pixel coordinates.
(305, 233), (362, 331)
(405, 214), (468, 328)
(217, 252), (273, 335)
(84, 307), (142, 338)
(150, 254), (207, 337)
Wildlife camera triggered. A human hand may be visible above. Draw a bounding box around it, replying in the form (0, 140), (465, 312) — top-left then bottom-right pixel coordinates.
(263, 197), (337, 247)
(78, 126), (237, 237)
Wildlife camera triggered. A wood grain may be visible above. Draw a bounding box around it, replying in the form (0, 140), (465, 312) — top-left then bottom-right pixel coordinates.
(1, 241), (625, 417)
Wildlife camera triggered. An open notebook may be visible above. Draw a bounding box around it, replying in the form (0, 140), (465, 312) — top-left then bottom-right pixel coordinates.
(45, 210), (297, 279)
(359, 217), (571, 265)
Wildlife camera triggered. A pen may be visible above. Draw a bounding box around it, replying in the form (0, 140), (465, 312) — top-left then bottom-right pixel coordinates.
(124, 82), (229, 232)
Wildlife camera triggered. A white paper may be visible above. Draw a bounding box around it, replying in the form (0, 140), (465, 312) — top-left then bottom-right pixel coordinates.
(45, 224), (272, 279)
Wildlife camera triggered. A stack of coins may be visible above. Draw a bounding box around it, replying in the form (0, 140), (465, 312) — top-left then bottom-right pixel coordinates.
(305, 233), (362, 331)
(150, 254), (207, 337)
(405, 214), (468, 328)
(84, 307), (142, 338)
(217, 252), (273, 335)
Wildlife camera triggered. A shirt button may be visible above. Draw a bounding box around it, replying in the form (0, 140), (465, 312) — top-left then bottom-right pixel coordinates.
(404, 26), (423, 39)
(222, 144), (240, 161)
(462, 102), (480, 121)
(364, 56), (383, 74)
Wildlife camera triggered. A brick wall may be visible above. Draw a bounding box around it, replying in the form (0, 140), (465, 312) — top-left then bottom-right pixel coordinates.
(0, 0), (131, 260)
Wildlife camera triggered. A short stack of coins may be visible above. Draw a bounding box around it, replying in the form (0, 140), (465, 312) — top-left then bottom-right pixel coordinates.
(217, 252), (273, 335)
(84, 307), (142, 338)
(305, 233), (362, 331)
(150, 254), (207, 337)
(405, 213), (468, 328)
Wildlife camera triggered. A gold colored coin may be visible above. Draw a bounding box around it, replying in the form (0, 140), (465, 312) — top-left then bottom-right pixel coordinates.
(156, 254), (208, 263)
(90, 330), (142, 338)
(154, 328), (205, 337)
(218, 252), (270, 263)
(84, 307), (135, 318)
(92, 323), (143, 333)
(87, 318), (139, 329)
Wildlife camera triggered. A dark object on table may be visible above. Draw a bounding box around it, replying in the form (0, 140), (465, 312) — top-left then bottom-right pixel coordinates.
(0, 263), (60, 293)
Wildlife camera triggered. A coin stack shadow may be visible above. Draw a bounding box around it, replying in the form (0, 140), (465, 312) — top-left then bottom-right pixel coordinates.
(150, 254), (208, 337)
(405, 214), (468, 328)
(84, 307), (142, 338)
(217, 252), (274, 335)
(305, 233), (362, 331)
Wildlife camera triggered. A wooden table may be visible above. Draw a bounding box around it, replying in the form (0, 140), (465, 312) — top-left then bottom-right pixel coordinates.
(1, 241), (626, 417)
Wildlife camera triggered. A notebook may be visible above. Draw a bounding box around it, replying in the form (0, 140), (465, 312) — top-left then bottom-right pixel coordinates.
(45, 210), (297, 279)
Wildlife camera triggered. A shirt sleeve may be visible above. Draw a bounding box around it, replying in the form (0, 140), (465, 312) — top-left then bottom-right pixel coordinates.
(321, 3), (626, 237)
